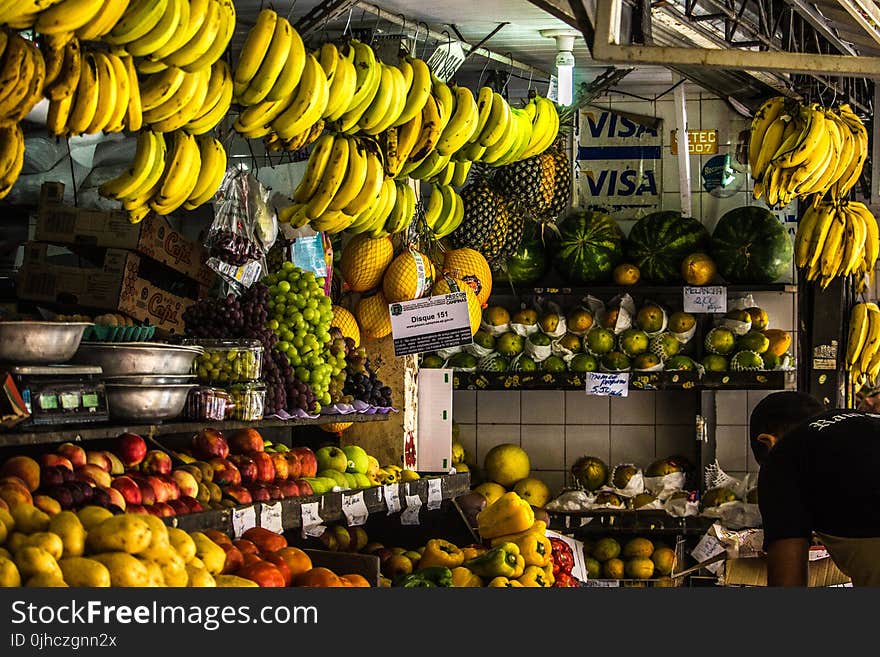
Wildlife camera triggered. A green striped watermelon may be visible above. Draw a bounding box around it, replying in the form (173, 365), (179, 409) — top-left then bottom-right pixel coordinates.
(494, 230), (549, 285)
(710, 207), (793, 283)
(625, 211), (710, 283)
(552, 210), (625, 283)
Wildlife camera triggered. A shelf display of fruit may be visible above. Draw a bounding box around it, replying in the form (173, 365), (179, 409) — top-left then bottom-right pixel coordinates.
(189, 339), (264, 384)
(582, 535), (680, 586)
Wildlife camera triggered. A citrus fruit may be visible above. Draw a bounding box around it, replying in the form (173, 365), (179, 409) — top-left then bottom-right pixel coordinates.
(483, 444), (530, 488)
(612, 263), (640, 285)
(512, 477), (551, 508)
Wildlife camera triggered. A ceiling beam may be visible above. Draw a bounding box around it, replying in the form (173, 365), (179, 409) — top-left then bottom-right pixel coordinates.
(785, 0), (857, 55)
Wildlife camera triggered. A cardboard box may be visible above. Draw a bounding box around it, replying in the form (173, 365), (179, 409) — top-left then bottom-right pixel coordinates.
(17, 242), (196, 335)
(724, 555), (851, 587)
(34, 182), (214, 286)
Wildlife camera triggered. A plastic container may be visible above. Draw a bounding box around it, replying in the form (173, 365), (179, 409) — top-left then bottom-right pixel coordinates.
(184, 339), (264, 384)
(184, 386), (230, 421)
(227, 382), (266, 421)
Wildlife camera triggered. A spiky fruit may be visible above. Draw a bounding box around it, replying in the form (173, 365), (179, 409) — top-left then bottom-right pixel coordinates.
(705, 327), (736, 355)
(453, 180), (523, 268)
(649, 332), (680, 361)
(619, 328), (649, 357)
(493, 153), (556, 216)
(664, 355), (697, 371)
(479, 354), (509, 372)
(546, 139), (572, 220)
(730, 350), (764, 371)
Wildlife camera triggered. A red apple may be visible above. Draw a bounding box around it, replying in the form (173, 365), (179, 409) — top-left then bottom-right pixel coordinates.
(269, 453), (289, 480)
(141, 450), (172, 476)
(279, 480), (300, 498)
(85, 451), (112, 473)
(294, 479), (314, 496)
(246, 483), (271, 502)
(126, 504), (147, 514)
(249, 452), (275, 484)
(179, 496), (203, 513)
(116, 433), (147, 468)
(145, 475), (169, 503)
(290, 447), (317, 478)
(171, 469), (199, 498)
(227, 428), (264, 454)
(150, 502), (175, 517)
(111, 476), (142, 505)
(102, 486), (126, 511)
(75, 464), (112, 489)
(284, 452), (302, 479)
(229, 455), (258, 484)
(265, 483), (283, 500)
(191, 428), (229, 460)
(40, 465), (66, 488)
(100, 451), (125, 476)
(40, 454), (73, 472)
(223, 485), (252, 505)
(58, 443), (87, 468)
(137, 480), (156, 506)
(167, 499), (190, 515)
(209, 458), (241, 487)
(162, 475), (180, 501)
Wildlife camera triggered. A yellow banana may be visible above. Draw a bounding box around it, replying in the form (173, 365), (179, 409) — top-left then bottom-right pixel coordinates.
(387, 110), (422, 176)
(140, 66), (186, 111)
(451, 159), (471, 187)
(408, 95), (443, 163)
(126, 0), (184, 57)
(292, 133), (335, 202)
(335, 52), (382, 134)
(436, 85), (478, 156)
(794, 204), (819, 269)
(86, 51), (118, 134)
(185, 136), (226, 209)
(265, 23), (305, 103)
(328, 138), (368, 212)
(99, 130), (163, 200)
(151, 130), (201, 214)
(748, 96), (787, 171)
(322, 44), (355, 119)
(105, 0), (169, 44)
(773, 105), (825, 169)
(751, 115), (787, 183)
(358, 63), (395, 134)
(819, 210), (846, 280)
(75, 0), (129, 40)
(859, 303), (880, 375)
(344, 40), (379, 112)
(66, 52), (100, 135)
(143, 66), (207, 126)
(149, 61), (211, 132)
(368, 64), (407, 135)
(122, 54), (143, 131)
(233, 8), (277, 94)
(305, 137), (350, 220)
(240, 15), (293, 105)
(343, 145), (384, 216)
(181, 0), (233, 72)
(0, 124), (24, 199)
(36, 0), (106, 35)
(150, 0), (209, 61)
(367, 178), (398, 238)
(393, 56), (431, 127)
(186, 61), (232, 135)
(272, 53), (329, 140)
(847, 303), (869, 368)
(103, 53), (131, 133)
(162, 0), (220, 69)
(423, 183), (444, 229)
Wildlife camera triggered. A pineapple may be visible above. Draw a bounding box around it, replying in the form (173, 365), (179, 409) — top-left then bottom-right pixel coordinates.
(452, 181), (522, 266)
(546, 140), (572, 220)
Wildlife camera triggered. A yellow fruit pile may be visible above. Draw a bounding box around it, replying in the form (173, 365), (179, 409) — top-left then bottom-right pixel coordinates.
(473, 443), (552, 509)
(584, 536), (677, 585)
(0, 503), (227, 587)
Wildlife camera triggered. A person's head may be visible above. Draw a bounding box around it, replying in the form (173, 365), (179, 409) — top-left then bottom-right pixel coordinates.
(749, 391), (825, 465)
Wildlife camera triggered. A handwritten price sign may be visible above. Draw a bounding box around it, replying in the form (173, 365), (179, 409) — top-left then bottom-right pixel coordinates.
(586, 372), (629, 397)
(683, 286), (727, 313)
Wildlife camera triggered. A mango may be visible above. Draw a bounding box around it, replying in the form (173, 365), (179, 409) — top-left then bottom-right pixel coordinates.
(0, 507), (14, 532)
(149, 548), (187, 587)
(139, 515), (170, 552)
(76, 506), (113, 532)
(0, 556), (21, 587)
(59, 557), (111, 587)
(191, 532), (226, 575)
(0, 547), (10, 560)
(11, 504), (50, 533)
(48, 512), (86, 558)
(90, 552), (149, 587)
(26, 573), (67, 587)
(87, 516), (152, 554)
(23, 532), (64, 561)
(15, 546), (62, 580)
(6, 532), (26, 554)
(0, 520), (6, 545)
(167, 527), (196, 563)
(186, 564), (216, 587)
(140, 559), (166, 587)
(214, 574), (259, 587)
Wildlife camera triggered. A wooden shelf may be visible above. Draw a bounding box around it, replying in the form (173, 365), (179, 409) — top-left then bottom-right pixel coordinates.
(166, 473), (471, 534)
(451, 370), (792, 391)
(0, 412), (393, 447)
(490, 282), (797, 298)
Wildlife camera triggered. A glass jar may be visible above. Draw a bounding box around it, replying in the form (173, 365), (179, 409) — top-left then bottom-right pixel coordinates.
(184, 386), (229, 421)
(227, 382), (266, 421)
(183, 339), (264, 384)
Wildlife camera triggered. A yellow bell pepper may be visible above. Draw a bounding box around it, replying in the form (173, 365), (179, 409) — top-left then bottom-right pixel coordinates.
(518, 564), (552, 587)
(463, 542), (525, 579)
(489, 521), (547, 546)
(417, 538), (464, 570)
(476, 492), (535, 539)
(451, 566), (483, 587)
(460, 544), (488, 561)
(488, 576), (523, 588)
(542, 562), (555, 586)
(491, 527), (551, 568)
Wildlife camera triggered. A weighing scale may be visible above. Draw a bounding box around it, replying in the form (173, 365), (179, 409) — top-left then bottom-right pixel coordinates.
(11, 365), (109, 425)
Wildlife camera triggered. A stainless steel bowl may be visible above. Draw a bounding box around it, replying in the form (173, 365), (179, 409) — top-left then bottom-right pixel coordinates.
(0, 321), (93, 364)
(72, 342), (204, 376)
(105, 383), (198, 422)
(103, 374), (198, 386)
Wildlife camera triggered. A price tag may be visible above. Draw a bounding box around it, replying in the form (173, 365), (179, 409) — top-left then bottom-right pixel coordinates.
(427, 478), (442, 510)
(384, 484), (401, 515)
(400, 494), (422, 525)
(231, 506), (256, 538)
(586, 371), (629, 397)
(300, 502), (326, 538)
(261, 502), (283, 534)
(584, 579), (620, 587)
(341, 491), (369, 527)
(683, 285), (727, 313)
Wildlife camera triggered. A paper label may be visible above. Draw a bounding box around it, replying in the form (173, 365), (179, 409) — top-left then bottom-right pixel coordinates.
(341, 491), (369, 527)
(692, 532), (726, 573)
(389, 292), (473, 356)
(300, 502), (326, 538)
(261, 502), (283, 534)
(427, 478), (443, 510)
(586, 371), (629, 397)
(231, 506), (257, 538)
(384, 484), (401, 515)
(401, 494), (422, 525)
(583, 579), (620, 587)
(683, 286), (727, 313)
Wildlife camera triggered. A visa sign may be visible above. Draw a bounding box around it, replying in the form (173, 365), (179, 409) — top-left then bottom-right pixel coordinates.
(583, 110), (660, 142)
(578, 163), (659, 206)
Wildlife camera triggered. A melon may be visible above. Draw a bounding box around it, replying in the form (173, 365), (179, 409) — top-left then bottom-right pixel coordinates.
(552, 209), (625, 283)
(710, 206), (793, 283)
(383, 249), (436, 302)
(625, 211), (710, 283)
(339, 235), (394, 292)
(443, 248), (493, 305)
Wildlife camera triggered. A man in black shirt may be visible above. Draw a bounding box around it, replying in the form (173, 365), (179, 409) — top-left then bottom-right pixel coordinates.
(750, 391), (880, 586)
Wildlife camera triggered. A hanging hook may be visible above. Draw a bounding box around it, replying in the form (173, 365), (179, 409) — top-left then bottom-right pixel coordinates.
(527, 67), (534, 92)
(370, 5), (382, 46)
(411, 21), (422, 56)
(418, 21), (430, 59)
(396, 13), (409, 55)
(478, 56), (490, 88)
(285, 0), (298, 23)
(341, 6), (353, 37)
(501, 51), (515, 96)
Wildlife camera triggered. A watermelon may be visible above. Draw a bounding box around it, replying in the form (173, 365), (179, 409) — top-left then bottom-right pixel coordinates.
(551, 210), (625, 283)
(494, 233), (548, 285)
(625, 211), (710, 283)
(710, 206), (793, 283)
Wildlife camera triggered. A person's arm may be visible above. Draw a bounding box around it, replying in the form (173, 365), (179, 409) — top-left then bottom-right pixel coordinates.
(766, 537), (810, 586)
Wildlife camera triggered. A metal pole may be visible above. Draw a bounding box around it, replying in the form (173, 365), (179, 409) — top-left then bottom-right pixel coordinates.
(673, 76), (692, 218)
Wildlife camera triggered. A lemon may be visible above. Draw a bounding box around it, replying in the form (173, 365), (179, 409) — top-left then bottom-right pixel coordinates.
(512, 477), (551, 508)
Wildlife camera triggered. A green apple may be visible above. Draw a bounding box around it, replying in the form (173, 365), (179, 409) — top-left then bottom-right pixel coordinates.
(315, 446), (348, 472)
(318, 469), (350, 489)
(342, 445), (369, 474)
(301, 477), (330, 494)
(353, 473), (373, 488)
